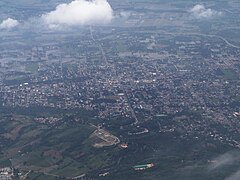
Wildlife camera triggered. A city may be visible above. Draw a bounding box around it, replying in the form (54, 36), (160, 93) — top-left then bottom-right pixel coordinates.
(0, 0), (239, 179)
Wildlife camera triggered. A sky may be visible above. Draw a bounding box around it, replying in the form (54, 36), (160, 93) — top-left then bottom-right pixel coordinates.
(0, 0), (225, 31)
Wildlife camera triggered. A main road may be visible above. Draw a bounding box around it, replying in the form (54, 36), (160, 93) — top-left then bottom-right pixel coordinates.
(89, 26), (139, 125)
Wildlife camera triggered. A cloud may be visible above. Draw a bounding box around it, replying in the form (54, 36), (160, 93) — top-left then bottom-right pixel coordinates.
(0, 18), (19, 30)
(190, 4), (222, 18)
(208, 151), (240, 171)
(225, 170), (240, 180)
(42, 0), (113, 29)
(209, 152), (235, 170)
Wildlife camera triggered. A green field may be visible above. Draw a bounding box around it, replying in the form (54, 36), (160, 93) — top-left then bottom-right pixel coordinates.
(0, 104), (239, 180)
(0, 108), (120, 179)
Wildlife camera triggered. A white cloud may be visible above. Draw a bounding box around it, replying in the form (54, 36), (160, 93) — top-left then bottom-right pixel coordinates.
(225, 170), (240, 180)
(190, 4), (222, 19)
(0, 18), (19, 30)
(209, 152), (235, 170)
(208, 151), (240, 172)
(42, 0), (113, 29)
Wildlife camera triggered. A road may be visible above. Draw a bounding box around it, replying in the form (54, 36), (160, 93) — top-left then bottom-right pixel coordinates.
(89, 26), (140, 125)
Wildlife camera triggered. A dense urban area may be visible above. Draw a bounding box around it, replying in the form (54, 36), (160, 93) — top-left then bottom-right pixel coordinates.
(0, 0), (239, 179)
